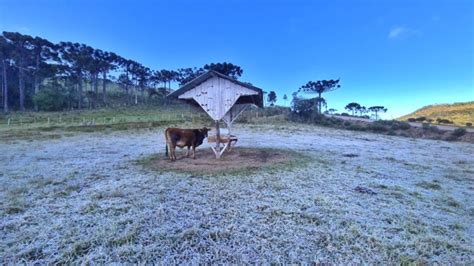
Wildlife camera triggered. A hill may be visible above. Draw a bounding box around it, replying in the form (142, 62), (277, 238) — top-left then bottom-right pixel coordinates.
(398, 101), (474, 126)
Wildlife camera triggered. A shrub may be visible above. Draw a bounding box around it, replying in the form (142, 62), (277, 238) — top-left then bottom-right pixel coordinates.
(348, 124), (366, 131)
(415, 117), (426, 122)
(445, 135), (459, 141)
(436, 118), (453, 124)
(452, 128), (466, 138)
(387, 130), (397, 136)
(33, 82), (67, 111)
(390, 123), (400, 130)
(407, 118), (416, 122)
(422, 123), (440, 133)
(398, 122), (411, 130)
(331, 118), (343, 125)
(340, 112), (350, 116)
(466, 123), (472, 127)
(367, 123), (388, 132)
(343, 121), (351, 127)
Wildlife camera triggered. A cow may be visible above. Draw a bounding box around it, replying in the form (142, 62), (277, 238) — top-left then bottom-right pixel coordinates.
(165, 127), (209, 161)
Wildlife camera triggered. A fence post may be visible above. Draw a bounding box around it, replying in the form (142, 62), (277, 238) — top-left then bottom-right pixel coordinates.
(48, 117), (50, 125)
(7, 118), (10, 126)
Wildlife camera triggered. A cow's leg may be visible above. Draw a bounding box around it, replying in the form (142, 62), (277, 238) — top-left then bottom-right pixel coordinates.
(186, 146), (190, 158)
(167, 142), (173, 160)
(192, 145), (196, 159)
(171, 143), (177, 161)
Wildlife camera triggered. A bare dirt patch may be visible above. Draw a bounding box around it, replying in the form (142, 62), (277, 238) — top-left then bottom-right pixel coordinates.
(138, 147), (309, 175)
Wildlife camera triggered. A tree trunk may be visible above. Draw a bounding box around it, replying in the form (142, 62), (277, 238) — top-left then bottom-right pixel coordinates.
(2, 60), (8, 113)
(318, 92), (322, 114)
(34, 54), (40, 111)
(18, 67), (25, 111)
(134, 86), (138, 105)
(102, 71), (107, 104)
(93, 73), (98, 108)
(77, 76), (83, 109)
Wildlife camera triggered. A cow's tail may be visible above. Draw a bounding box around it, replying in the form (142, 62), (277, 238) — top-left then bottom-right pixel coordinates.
(165, 128), (169, 159)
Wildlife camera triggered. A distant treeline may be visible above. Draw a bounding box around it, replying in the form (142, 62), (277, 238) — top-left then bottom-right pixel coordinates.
(0, 31), (243, 112)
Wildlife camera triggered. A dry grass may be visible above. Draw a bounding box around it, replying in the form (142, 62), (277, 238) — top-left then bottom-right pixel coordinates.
(0, 123), (473, 264)
(398, 101), (474, 126)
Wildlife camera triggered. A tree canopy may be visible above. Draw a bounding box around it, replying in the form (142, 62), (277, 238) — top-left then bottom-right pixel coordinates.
(267, 91), (277, 106)
(368, 106), (387, 120)
(345, 102), (361, 116)
(297, 79), (340, 113)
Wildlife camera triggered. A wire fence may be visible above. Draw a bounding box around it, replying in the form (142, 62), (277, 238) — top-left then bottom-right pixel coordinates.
(0, 111), (210, 129)
(0, 105), (290, 129)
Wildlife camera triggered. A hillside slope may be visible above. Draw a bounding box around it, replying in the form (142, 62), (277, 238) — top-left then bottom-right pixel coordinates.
(398, 101), (474, 126)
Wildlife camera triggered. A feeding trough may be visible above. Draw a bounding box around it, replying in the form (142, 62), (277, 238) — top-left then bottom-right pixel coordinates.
(168, 70), (264, 158)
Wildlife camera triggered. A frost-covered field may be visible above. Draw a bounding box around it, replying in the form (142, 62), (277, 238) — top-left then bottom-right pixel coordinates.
(1, 124), (473, 264)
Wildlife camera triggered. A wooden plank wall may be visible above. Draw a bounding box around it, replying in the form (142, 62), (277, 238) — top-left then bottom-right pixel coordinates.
(178, 76), (258, 120)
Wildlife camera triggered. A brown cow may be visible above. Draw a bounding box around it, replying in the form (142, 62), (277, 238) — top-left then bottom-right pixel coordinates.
(165, 127), (209, 161)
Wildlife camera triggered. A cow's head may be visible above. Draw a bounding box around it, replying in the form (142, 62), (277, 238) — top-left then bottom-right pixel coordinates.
(194, 127), (209, 147)
(200, 127), (210, 138)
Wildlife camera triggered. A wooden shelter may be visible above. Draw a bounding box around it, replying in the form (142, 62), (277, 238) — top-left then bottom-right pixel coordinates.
(168, 70), (264, 158)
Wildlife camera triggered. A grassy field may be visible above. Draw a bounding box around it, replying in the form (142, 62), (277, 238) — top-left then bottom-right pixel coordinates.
(0, 104), (215, 134)
(0, 105), (202, 127)
(1, 120), (473, 263)
(398, 101), (474, 126)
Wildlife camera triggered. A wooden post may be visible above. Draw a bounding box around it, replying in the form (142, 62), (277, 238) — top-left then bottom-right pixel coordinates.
(215, 120), (221, 159)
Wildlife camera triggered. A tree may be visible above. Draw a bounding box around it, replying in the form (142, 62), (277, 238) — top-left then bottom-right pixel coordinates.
(117, 58), (140, 104)
(267, 91), (277, 106)
(95, 50), (118, 104)
(176, 67), (204, 86)
(345, 102), (361, 116)
(291, 96), (317, 116)
(203, 62), (243, 79)
(58, 42), (94, 109)
(298, 79), (340, 113)
(368, 106), (387, 120)
(358, 106), (367, 117)
(176, 62), (243, 86)
(159, 69), (177, 89)
(326, 108), (337, 115)
(127, 60), (145, 105)
(283, 94), (288, 106)
(0, 35), (12, 113)
(4, 32), (33, 111)
(30, 36), (57, 111)
(315, 97), (327, 112)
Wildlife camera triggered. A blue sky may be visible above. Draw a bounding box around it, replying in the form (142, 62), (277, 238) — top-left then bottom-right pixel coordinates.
(1, 0), (473, 118)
